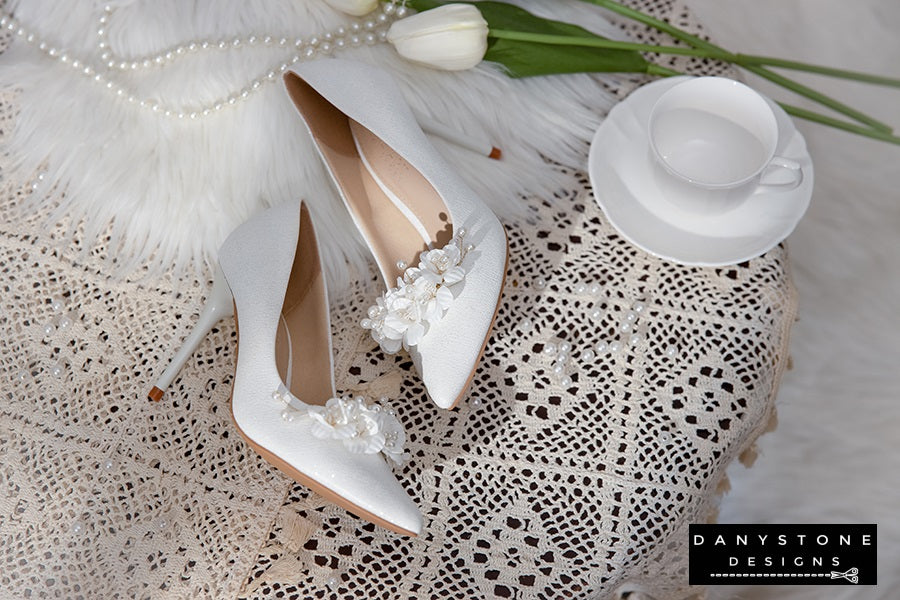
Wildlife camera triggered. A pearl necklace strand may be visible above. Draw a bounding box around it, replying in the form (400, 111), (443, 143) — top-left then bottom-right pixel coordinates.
(0, 2), (407, 120)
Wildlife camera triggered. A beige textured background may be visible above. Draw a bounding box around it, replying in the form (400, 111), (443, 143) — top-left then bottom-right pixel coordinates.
(684, 1), (900, 598)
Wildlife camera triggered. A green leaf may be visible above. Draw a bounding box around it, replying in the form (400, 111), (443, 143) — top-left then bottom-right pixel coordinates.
(404, 0), (652, 77)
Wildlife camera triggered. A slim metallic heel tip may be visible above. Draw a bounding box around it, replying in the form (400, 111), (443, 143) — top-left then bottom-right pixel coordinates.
(148, 387), (164, 402)
(489, 146), (502, 160)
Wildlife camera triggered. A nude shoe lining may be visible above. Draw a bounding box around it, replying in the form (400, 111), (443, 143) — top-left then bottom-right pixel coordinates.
(284, 73), (453, 284)
(274, 203), (335, 406)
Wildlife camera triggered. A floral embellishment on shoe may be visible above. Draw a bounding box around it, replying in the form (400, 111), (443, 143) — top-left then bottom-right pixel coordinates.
(360, 229), (473, 354)
(272, 386), (409, 465)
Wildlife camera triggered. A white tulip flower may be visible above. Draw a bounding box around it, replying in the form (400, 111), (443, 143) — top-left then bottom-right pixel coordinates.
(387, 3), (489, 71)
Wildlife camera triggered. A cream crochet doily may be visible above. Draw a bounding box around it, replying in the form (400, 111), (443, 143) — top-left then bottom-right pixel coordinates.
(0, 2), (797, 599)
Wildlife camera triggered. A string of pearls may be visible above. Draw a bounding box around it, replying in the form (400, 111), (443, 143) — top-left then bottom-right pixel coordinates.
(0, 2), (407, 120)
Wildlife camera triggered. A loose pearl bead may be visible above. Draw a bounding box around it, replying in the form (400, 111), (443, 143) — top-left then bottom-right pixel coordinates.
(281, 410), (294, 422)
(589, 308), (602, 320)
(102, 458), (115, 471)
(594, 341), (608, 354)
(271, 390), (283, 402)
(609, 341), (622, 353)
(554, 353), (568, 365)
(581, 349), (595, 362)
(50, 362), (65, 377)
(58, 316), (72, 330)
(519, 318), (533, 333)
(552, 364), (564, 375)
(590, 284), (602, 295)
(71, 522), (84, 534)
(156, 518), (169, 530)
(664, 344), (678, 358)
(42, 323), (55, 337)
(574, 283), (587, 294)
(325, 576), (339, 590)
(620, 322), (632, 333)
(396, 260), (408, 270)
(456, 228), (467, 238)
(542, 343), (557, 357)
(560, 376), (572, 387)
(632, 301), (646, 313)
(534, 278), (547, 291)
(558, 341), (571, 354)
(624, 311), (637, 323)
(628, 334), (642, 346)
(360, 318), (374, 329)
(470, 397), (483, 407)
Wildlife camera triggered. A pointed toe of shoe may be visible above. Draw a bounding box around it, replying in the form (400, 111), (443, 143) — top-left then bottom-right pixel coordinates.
(414, 221), (508, 410)
(340, 454), (423, 536)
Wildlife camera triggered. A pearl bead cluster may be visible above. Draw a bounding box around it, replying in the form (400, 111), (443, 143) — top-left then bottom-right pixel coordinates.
(0, 2), (405, 120)
(516, 275), (681, 391)
(272, 386), (398, 425)
(16, 294), (80, 382)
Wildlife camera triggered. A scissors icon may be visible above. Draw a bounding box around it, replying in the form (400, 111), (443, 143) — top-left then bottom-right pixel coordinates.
(830, 567), (859, 584)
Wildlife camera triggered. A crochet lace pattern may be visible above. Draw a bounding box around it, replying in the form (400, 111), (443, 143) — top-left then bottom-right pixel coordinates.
(0, 2), (796, 599)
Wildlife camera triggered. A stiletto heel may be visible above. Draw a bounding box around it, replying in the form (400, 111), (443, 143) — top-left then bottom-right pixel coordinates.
(149, 199), (422, 536)
(285, 60), (508, 410)
(148, 264), (234, 402)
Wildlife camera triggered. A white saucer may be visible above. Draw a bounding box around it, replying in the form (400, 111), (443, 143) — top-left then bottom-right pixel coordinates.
(588, 76), (813, 266)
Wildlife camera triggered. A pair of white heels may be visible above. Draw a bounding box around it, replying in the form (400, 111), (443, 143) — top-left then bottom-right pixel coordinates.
(148, 60), (508, 536)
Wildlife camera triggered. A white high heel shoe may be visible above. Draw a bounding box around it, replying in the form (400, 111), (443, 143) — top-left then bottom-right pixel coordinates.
(149, 200), (422, 537)
(284, 59), (508, 410)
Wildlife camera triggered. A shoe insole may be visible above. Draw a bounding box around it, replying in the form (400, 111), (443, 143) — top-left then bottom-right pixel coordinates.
(347, 119), (453, 282)
(283, 73), (452, 284)
(275, 204), (335, 406)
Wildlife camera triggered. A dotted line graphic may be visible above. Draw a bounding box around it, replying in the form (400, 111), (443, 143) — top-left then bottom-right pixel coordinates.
(710, 573), (830, 577)
(708, 569), (859, 584)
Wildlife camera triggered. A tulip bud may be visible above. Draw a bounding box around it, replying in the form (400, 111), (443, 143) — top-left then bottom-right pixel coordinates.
(322, 0), (378, 17)
(387, 4), (489, 71)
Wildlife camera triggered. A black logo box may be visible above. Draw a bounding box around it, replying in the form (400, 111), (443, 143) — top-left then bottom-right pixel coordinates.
(689, 524), (876, 585)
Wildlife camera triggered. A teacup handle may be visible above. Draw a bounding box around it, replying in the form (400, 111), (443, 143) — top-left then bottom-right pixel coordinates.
(756, 156), (803, 192)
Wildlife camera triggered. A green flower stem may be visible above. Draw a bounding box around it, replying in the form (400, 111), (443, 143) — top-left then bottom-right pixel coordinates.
(646, 64), (681, 77)
(489, 30), (900, 88)
(735, 55), (900, 88)
(778, 103), (900, 145)
(583, 0), (893, 133)
(489, 28), (713, 57)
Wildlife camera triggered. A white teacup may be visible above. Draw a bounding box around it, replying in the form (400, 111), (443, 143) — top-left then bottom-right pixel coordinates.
(648, 77), (802, 215)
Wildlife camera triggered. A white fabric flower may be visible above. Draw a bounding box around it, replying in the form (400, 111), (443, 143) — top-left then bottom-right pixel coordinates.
(378, 412), (409, 466)
(418, 244), (466, 285)
(303, 396), (407, 463)
(361, 235), (474, 355)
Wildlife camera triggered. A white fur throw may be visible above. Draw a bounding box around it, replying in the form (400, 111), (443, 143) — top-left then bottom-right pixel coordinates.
(0, 0), (629, 288)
